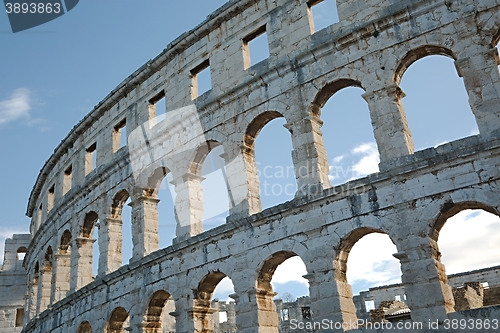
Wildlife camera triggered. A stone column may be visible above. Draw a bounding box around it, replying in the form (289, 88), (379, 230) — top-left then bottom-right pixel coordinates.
(455, 47), (500, 137)
(51, 253), (71, 303)
(130, 195), (160, 261)
(36, 265), (52, 314)
(70, 237), (96, 291)
(362, 85), (414, 165)
(305, 271), (358, 332)
(186, 300), (218, 333)
(288, 116), (332, 197)
(234, 288), (279, 333)
(223, 146), (261, 220)
(395, 236), (454, 322)
(26, 276), (38, 321)
(172, 174), (204, 243)
(98, 216), (123, 275)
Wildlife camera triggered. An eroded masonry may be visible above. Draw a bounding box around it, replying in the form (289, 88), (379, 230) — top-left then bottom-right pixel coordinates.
(1, 0), (500, 332)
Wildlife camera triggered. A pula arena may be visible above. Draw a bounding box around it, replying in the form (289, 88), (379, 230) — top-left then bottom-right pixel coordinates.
(2, 0), (500, 332)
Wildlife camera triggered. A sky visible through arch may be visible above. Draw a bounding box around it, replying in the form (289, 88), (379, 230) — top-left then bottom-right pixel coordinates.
(0, 0), (499, 304)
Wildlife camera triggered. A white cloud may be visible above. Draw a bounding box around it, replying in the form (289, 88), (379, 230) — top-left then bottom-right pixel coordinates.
(271, 256), (308, 287)
(0, 88), (32, 125)
(347, 233), (401, 288)
(439, 209), (500, 274)
(329, 142), (380, 183)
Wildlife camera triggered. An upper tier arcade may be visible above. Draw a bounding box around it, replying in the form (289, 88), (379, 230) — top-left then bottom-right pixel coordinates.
(20, 0), (500, 332)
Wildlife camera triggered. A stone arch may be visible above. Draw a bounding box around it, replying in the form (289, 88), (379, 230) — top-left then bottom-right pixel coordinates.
(331, 226), (400, 324)
(309, 78), (364, 117)
(334, 226), (393, 282)
(144, 290), (176, 332)
(144, 167), (171, 197)
(190, 270), (233, 333)
(189, 140), (222, 176)
(393, 45), (457, 85)
(81, 211), (99, 238)
(429, 200), (500, 312)
(196, 270), (228, 301)
(43, 245), (53, 267)
(16, 246), (27, 260)
(257, 250), (301, 290)
(76, 321), (92, 333)
(432, 200), (500, 242)
(111, 189), (130, 218)
(244, 111), (284, 149)
(107, 307), (129, 333)
(60, 229), (72, 254)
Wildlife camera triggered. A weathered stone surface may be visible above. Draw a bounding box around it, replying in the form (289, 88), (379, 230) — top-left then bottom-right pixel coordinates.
(1, 0), (500, 332)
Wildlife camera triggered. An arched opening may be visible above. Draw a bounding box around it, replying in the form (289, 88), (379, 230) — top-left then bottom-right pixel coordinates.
(212, 277), (236, 330)
(107, 307), (129, 333)
(257, 251), (310, 332)
(38, 246), (54, 312)
(194, 271), (235, 333)
(270, 255), (310, 329)
(144, 290), (176, 333)
(397, 48), (478, 151)
(76, 321), (92, 333)
(313, 80), (379, 186)
(16, 246), (27, 261)
(54, 229), (72, 302)
(197, 142), (230, 230)
(111, 190), (133, 266)
(81, 211), (100, 279)
(434, 204), (500, 312)
(143, 167), (176, 248)
(246, 111), (295, 210)
(335, 228), (404, 324)
(60, 230), (72, 254)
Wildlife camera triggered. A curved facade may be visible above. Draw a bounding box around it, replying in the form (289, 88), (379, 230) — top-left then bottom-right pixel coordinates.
(15, 0), (500, 332)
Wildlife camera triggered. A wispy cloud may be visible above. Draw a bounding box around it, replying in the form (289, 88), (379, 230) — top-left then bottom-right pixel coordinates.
(329, 142), (380, 184)
(0, 88), (32, 124)
(347, 233), (401, 294)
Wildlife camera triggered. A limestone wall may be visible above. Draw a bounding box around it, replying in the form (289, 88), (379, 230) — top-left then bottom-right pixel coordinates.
(6, 0), (500, 332)
(0, 234), (30, 333)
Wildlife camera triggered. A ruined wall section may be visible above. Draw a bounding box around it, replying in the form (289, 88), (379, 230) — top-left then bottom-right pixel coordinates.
(0, 234), (30, 333)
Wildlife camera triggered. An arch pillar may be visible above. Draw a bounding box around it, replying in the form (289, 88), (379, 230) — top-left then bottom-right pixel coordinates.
(362, 85), (414, 166)
(98, 216), (123, 274)
(186, 300), (218, 333)
(396, 236), (455, 322)
(232, 287), (278, 333)
(172, 173), (204, 243)
(130, 195), (160, 261)
(70, 237), (96, 291)
(51, 253), (71, 303)
(455, 47), (500, 137)
(288, 116), (332, 197)
(305, 270), (358, 331)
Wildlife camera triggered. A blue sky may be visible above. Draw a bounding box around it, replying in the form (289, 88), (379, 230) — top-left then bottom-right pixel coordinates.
(1, 0), (499, 305)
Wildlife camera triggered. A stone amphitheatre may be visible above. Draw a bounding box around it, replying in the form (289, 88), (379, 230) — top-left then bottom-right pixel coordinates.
(2, 0), (500, 332)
